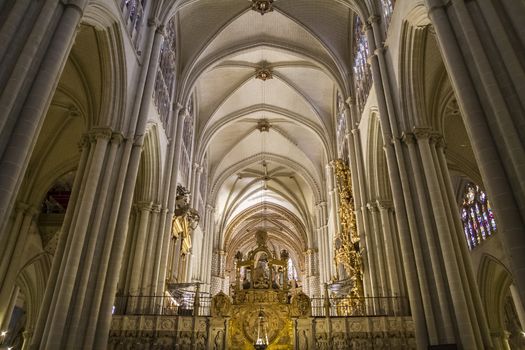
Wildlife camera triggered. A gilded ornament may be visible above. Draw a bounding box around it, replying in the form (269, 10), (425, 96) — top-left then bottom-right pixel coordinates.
(333, 159), (364, 308)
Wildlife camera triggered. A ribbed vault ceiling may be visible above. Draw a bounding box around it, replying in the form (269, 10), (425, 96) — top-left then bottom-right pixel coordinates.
(175, 1), (356, 272)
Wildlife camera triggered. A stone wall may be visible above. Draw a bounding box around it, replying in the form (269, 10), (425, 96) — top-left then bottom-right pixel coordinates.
(109, 315), (415, 349)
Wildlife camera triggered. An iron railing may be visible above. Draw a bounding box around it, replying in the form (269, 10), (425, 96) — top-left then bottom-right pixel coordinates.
(113, 294), (409, 318)
(310, 296), (410, 317)
(113, 294), (212, 317)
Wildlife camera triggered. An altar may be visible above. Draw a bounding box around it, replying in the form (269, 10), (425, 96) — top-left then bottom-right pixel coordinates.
(210, 229), (311, 350)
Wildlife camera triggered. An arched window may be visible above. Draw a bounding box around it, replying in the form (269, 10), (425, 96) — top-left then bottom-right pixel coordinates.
(352, 16), (372, 115)
(461, 183), (497, 249)
(381, 0), (395, 33)
(287, 258), (298, 282)
(179, 97), (195, 186)
(154, 17), (177, 127)
(120, 0), (147, 48)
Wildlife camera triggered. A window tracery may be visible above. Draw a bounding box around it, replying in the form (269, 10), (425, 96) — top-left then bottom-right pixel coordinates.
(179, 97), (195, 186)
(352, 16), (372, 115)
(461, 183), (497, 249)
(381, 0), (395, 34)
(120, 0), (146, 48)
(336, 92), (349, 161)
(153, 17), (177, 127)
(287, 258), (298, 282)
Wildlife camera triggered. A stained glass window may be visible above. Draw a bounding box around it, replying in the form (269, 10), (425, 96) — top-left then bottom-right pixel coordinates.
(381, 0), (395, 34)
(153, 17), (177, 127)
(287, 258), (298, 282)
(120, 0), (146, 48)
(179, 97), (195, 186)
(460, 183), (497, 249)
(352, 16), (373, 115)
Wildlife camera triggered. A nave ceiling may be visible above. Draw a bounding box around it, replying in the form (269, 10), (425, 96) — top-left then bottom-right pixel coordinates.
(169, 0), (360, 264)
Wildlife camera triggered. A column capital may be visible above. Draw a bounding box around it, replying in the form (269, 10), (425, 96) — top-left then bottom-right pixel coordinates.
(136, 201), (153, 211)
(412, 127), (432, 140)
(374, 46), (386, 57)
(368, 15), (381, 25)
(16, 202), (39, 216)
(426, 0), (449, 14)
(401, 132), (416, 145)
(88, 127), (113, 141)
(430, 132), (444, 146)
(316, 201), (327, 208)
(173, 101), (184, 111)
(111, 132), (125, 144)
(59, 0), (85, 14)
(376, 199), (394, 211)
(78, 134), (90, 149)
(366, 202), (378, 212)
(178, 107), (188, 118)
(16, 201), (31, 212)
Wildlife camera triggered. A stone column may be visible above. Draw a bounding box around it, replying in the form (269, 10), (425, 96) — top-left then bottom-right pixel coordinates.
(348, 116), (374, 299)
(30, 134), (90, 349)
(367, 202), (388, 298)
(402, 132), (455, 343)
(415, 129), (479, 349)
(141, 204), (161, 299)
(121, 208), (139, 294)
(62, 132), (123, 349)
(206, 205), (216, 289)
(365, 16), (431, 347)
(0, 204), (38, 326)
(0, 285), (19, 332)
(21, 328), (33, 350)
(433, 135), (493, 348)
(325, 163), (337, 281)
(191, 163), (202, 208)
(510, 284), (525, 330)
(75, 19), (167, 350)
(127, 202), (153, 303)
(425, 0), (525, 305)
(155, 107), (188, 295)
(36, 129), (112, 349)
(151, 99), (182, 297)
(0, 1), (88, 235)
(376, 201), (402, 298)
(316, 201), (330, 284)
(303, 249), (311, 296)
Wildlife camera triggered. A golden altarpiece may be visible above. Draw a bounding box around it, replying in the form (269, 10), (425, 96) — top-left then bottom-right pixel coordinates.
(167, 185), (200, 282)
(209, 229), (311, 350)
(108, 169), (415, 349)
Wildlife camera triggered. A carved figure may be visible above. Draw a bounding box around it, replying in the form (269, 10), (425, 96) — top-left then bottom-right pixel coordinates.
(213, 330), (223, 350)
(300, 330), (309, 350)
(211, 292), (232, 317)
(253, 253), (270, 288)
(174, 185), (191, 216)
(291, 292), (311, 317)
